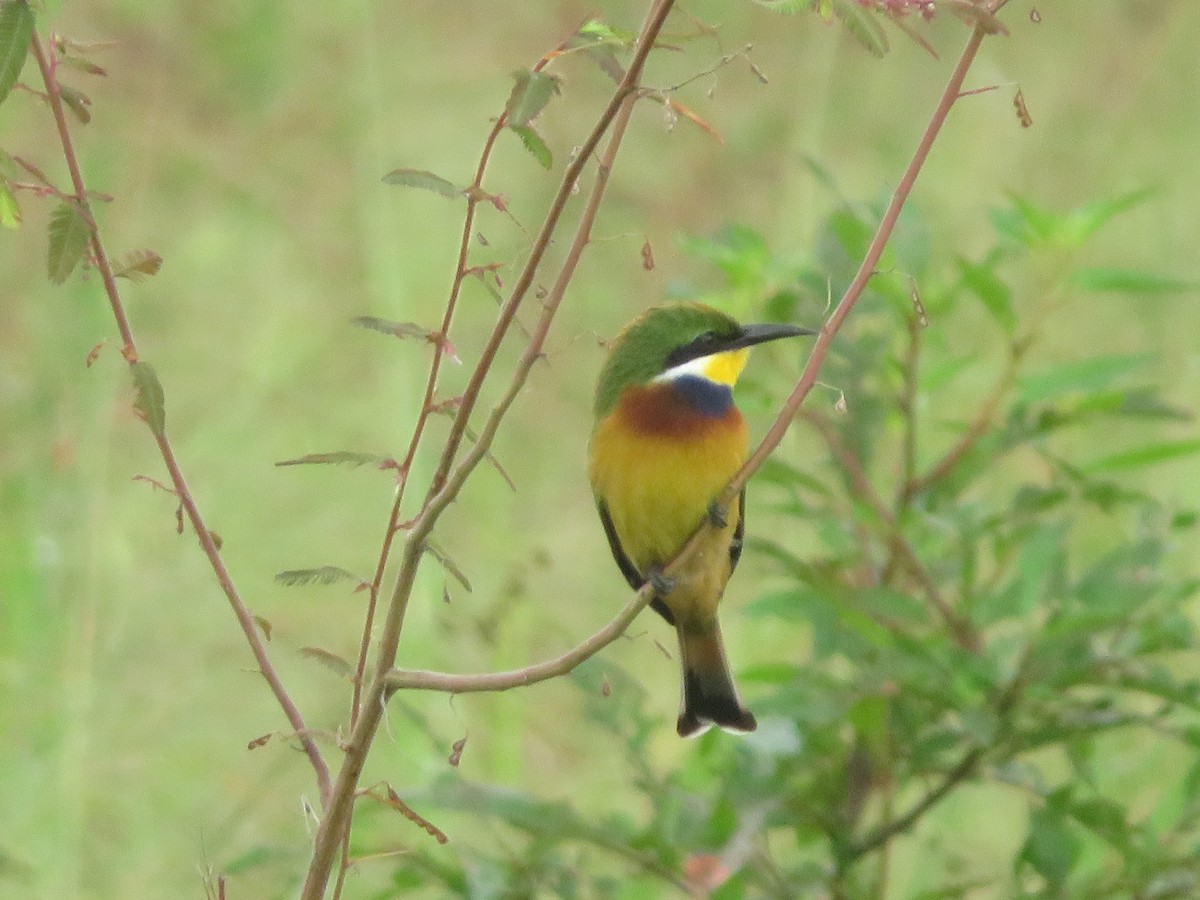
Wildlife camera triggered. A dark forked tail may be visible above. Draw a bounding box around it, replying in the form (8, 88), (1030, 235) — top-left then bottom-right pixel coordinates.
(675, 621), (757, 738)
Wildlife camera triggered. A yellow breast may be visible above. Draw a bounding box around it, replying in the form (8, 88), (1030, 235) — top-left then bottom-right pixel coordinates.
(589, 391), (748, 576)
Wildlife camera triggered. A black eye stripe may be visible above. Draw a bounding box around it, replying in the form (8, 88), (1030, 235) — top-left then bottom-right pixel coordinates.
(663, 330), (724, 370)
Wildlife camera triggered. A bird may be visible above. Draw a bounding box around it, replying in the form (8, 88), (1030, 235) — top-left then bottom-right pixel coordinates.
(588, 303), (814, 737)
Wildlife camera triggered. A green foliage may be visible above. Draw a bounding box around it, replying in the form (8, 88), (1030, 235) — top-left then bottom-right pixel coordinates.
(382, 190), (1200, 896)
(0, 0), (34, 107)
(46, 200), (89, 283)
(381, 167), (463, 198)
(0, 177), (18, 228)
(130, 360), (166, 438)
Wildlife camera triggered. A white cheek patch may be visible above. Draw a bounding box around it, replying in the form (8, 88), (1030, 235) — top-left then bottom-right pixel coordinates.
(655, 355), (713, 384)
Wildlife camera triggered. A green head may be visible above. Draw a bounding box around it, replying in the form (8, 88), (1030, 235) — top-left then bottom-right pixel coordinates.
(593, 303), (814, 419)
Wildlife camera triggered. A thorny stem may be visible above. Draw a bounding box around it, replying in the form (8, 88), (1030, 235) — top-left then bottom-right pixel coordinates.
(28, 31), (333, 804)
(299, 4), (676, 897)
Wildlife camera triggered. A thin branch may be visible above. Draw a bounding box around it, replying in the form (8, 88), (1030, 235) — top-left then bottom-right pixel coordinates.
(719, 11), (1002, 510)
(839, 746), (985, 866)
(298, 4), (677, 897)
(802, 411), (977, 649)
(28, 29), (332, 805)
(348, 41), (571, 729)
(900, 339), (1025, 501)
(385, 586), (654, 695)
(840, 646), (1024, 869)
(612, 9), (1013, 660)
(898, 312), (922, 498)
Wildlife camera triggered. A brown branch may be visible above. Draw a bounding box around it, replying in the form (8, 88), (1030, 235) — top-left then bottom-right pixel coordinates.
(839, 650), (1024, 868)
(28, 30), (332, 804)
(298, 4), (678, 897)
(347, 42), (572, 731)
(900, 339), (1025, 501)
(719, 11), (1004, 511)
(839, 746), (985, 867)
(802, 411), (977, 649)
(385, 585), (655, 695)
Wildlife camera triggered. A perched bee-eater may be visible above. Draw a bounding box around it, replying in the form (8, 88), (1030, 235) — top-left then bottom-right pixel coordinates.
(589, 303), (813, 737)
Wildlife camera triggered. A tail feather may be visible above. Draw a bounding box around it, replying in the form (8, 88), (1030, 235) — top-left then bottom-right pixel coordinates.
(676, 623), (757, 738)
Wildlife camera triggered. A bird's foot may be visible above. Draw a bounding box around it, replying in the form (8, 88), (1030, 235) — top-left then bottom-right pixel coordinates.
(647, 566), (676, 596)
(707, 500), (729, 529)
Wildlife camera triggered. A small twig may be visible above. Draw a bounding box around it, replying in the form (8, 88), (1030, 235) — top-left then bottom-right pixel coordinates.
(839, 746), (985, 866)
(901, 339), (1025, 501)
(28, 28), (332, 806)
(898, 312), (922, 498)
(803, 411), (977, 649)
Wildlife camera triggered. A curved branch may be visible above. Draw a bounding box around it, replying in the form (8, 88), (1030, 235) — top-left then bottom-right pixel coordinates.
(385, 586), (654, 695)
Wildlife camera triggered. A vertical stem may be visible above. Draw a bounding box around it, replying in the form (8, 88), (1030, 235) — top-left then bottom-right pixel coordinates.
(29, 29), (332, 805)
(299, 4), (677, 897)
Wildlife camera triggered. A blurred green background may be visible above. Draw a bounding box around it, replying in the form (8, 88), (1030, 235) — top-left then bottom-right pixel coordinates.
(2, 1), (1198, 897)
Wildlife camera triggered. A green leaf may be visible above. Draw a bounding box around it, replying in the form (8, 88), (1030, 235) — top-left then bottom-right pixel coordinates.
(957, 256), (1015, 333)
(47, 201), (90, 283)
(130, 361), (166, 438)
(754, 0), (809, 12)
(1019, 806), (1080, 886)
(1071, 387), (1192, 422)
(1059, 186), (1159, 246)
(505, 69), (560, 127)
(59, 83), (91, 124)
(0, 0), (34, 107)
(1066, 797), (1130, 851)
(509, 123), (552, 169)
(858, 586), (929, 626)
(424, 539), (472, 592)
(1083, 439), (1200, 473)
(566, 20), (629, 82)
(1070, 267), (1200, 295)
(381, 167), (462, 199)
(0, 178), (19, 228)
(1017, 352), (1153, 404)
(113, 248), (163, 280)
(994, 188), (1158, 251)
(274, 566), (363, 587)
(274, 450), (389, 468)
(830, 0), (889, 58)
(679, 224), (774, 289)
(298, 646), (353, 679)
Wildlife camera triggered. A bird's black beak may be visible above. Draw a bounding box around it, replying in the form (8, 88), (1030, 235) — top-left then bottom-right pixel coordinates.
(726, 322), (817, 352)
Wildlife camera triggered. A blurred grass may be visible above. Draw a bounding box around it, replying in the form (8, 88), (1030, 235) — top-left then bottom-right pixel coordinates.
(2, 1), (1199, 896)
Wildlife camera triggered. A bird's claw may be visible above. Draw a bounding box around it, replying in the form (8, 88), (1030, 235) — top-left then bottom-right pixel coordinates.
(647, 566), (676, 596)
(707, 500), (729, 529)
